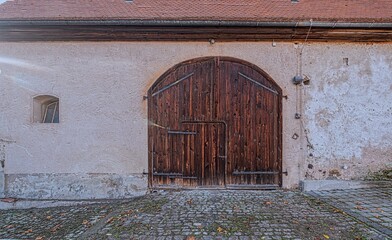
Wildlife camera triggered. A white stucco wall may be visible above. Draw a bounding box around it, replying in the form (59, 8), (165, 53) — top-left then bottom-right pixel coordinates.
(0, 41), (391, 198)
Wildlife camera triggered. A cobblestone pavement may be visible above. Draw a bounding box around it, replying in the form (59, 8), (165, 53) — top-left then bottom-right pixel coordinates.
(0, 190), (391, 240)
(0, 202), (117, 239)
(308, 187), (392, 237)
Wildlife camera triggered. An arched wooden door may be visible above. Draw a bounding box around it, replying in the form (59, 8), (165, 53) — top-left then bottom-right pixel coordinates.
(148, 57), (282, 189)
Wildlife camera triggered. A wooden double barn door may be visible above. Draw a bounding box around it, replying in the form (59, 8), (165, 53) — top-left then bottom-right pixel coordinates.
(148, 57), (282, 189)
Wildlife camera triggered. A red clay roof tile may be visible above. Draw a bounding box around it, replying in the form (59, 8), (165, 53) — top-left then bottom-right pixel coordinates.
(0, 0), (391, 23)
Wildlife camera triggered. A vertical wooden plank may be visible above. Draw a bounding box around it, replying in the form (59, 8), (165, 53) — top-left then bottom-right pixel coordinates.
(210, 124), (216, 185)
(222, 60), (232, 185)
(183, 124), (198, 187)
(233, 66), (240, 185)
(197, 125), (205, 185)
(219, 124), (226, 186)
(255, 88), (262, 185)
(249, 77), (256, 184)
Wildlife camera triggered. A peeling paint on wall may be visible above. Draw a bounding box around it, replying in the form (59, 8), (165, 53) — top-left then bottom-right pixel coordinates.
(304, 45), (392, 179)
(0, 142), (5, 197)
(0, 138), (13, 197)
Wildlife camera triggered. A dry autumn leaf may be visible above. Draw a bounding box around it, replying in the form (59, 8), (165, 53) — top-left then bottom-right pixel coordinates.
(355, 205), (367, 210)
(323, 234), (330, 239)
(50, 224), (61, 232)
(24, 229), (33, 234)
(82, 220), (89, 225)
(35, 237), (44, 240)
(1, 198), (17, 203)
(46, 216), (52, 220)
(124, 209), (133, 215)
(376, 208), (384, 213)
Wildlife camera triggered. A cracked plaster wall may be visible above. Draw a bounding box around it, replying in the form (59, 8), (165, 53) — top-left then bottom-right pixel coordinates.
(0, 42), (390, 198)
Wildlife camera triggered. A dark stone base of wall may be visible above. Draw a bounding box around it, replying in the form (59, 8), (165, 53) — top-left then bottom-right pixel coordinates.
(3, 173), (148, 199)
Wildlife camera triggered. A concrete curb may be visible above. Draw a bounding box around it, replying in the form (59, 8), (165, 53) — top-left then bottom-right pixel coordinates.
(300, 180), (392, 191)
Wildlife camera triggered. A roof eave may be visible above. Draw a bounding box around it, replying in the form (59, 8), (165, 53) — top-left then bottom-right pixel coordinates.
(1, 19), (392, 28)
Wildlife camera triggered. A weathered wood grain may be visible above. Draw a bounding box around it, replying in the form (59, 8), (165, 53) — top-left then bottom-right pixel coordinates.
(148, 57), (282, 189)
(1, 25), (392, 42)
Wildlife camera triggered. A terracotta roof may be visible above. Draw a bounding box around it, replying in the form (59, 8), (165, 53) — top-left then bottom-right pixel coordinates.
(0, 0), (391, 23)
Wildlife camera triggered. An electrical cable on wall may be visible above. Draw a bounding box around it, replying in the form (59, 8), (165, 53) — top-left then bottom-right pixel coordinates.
(295, 20), (316, 178)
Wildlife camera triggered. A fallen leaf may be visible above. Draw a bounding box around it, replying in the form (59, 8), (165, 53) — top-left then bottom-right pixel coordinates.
(186, 236), (195, 240)
(323, 234), (330, 239)
(333, 208), (343, 213)
(355, 205), (366, 210)
(186, 199), (193, 205)
(265, 201), (272, 205)
(355, 237), (366, 240)
(82, 220), (89, 225)
(124, 209), (133, 215)
(46, 216), (52, 220)
(1, 198), (17, 203)
(35, 237), (44, 240)
(50, 224), (61, 232)
(217, 226), (226, 233)
(24, 229), (33, 233)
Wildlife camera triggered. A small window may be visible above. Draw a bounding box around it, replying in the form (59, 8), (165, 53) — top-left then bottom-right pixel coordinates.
(33, 95), (60, 123)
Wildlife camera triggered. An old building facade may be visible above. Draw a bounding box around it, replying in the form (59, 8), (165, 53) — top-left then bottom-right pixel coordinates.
(0, 0), (391, 199)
